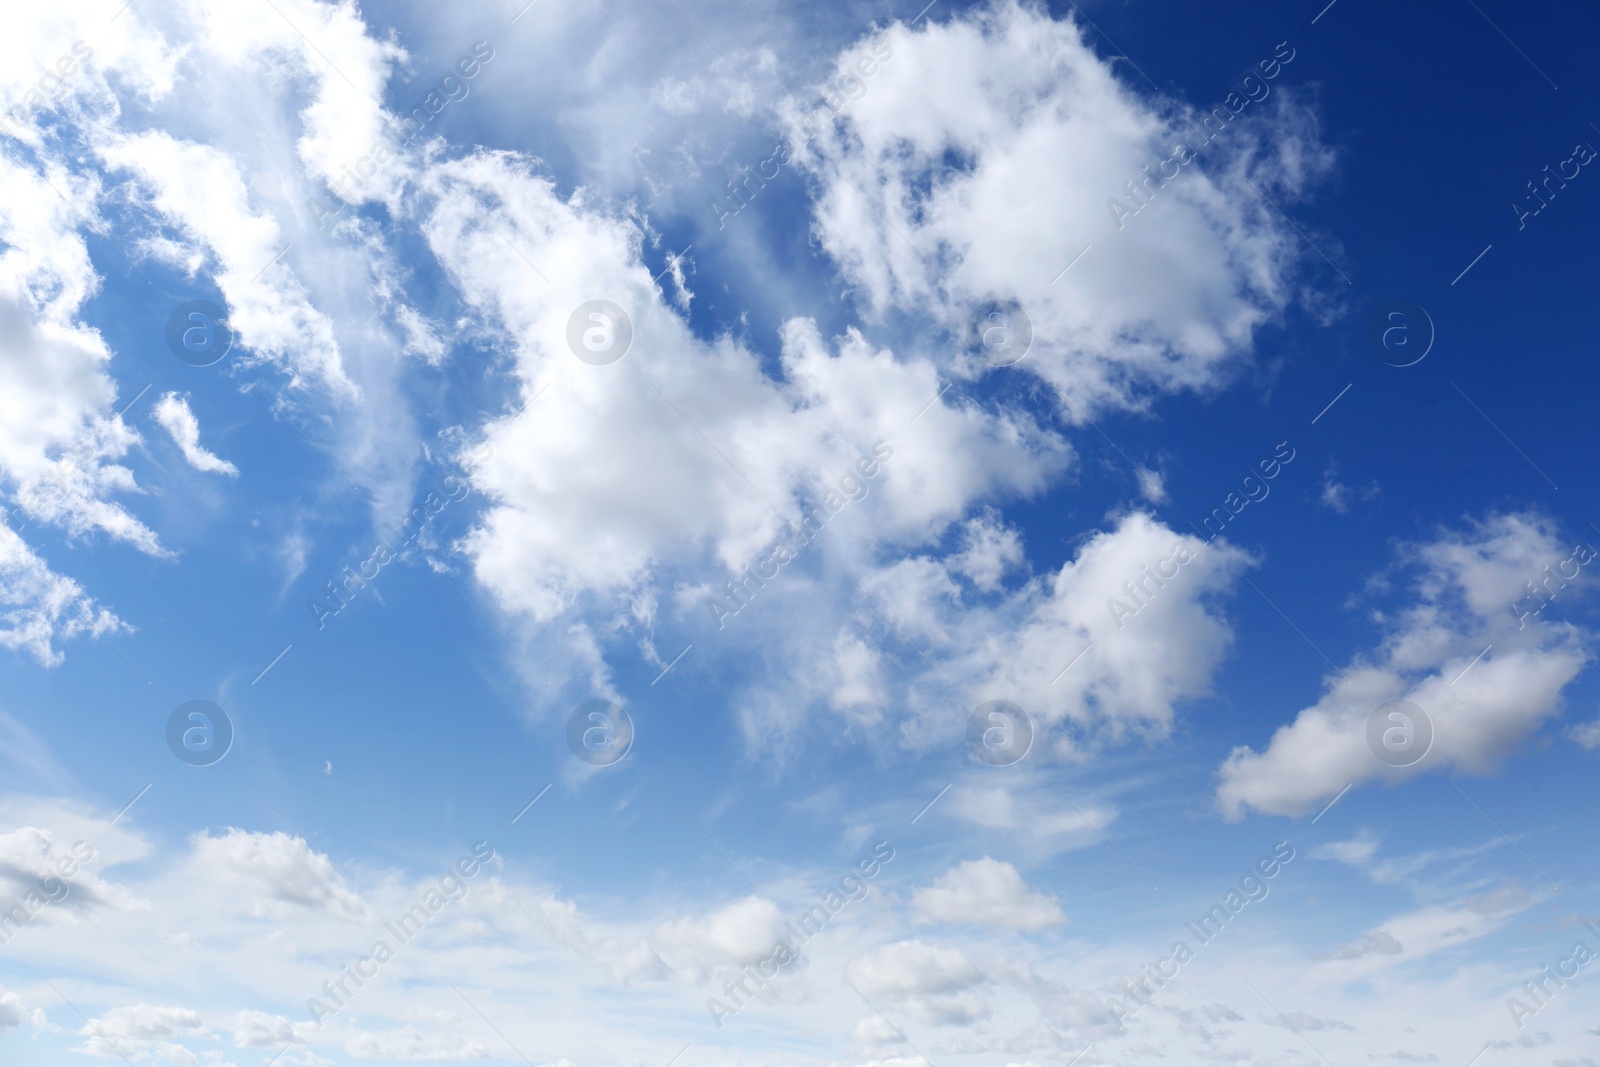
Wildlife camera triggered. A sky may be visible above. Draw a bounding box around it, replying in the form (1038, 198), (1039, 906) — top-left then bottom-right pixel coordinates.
(1, 0), (1599, 1065)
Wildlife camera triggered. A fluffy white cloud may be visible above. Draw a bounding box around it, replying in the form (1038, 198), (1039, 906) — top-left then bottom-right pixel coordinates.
(0, 825), (141, 920)
(100, 130), (354, 397)
(188, 829), (369, 922)
(651, 895), (789, 979)
(0, 154), (163, 556)
(1218, 512), (1592, 818)
(419, 149), (1067, 651)
(73, 1003), (206, 1060)
(152, 393), (237, 476)
(0, 988), (22, 1032)
(911, 857), (1065, 930)
(0, 520), (126, 667)
(844, 511), (1253, 756)
(845, 940), (988, 1025)
(790, 1), (1333, 420)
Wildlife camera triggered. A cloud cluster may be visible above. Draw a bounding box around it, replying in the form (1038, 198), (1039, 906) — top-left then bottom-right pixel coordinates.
(1218, 512), (1592, 818)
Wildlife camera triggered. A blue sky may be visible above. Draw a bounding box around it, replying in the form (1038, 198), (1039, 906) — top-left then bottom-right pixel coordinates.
(1, 0), (1599, 1065)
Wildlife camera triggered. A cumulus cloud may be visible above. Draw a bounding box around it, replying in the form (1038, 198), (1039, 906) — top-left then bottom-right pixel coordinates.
(1218, 512), (1592, 818)
(0, 988), (22, 1032)
(418, 148), (1068, 690)
(911, 857), (1066, 930)
(853, 512), (1254, 755)
(189, 829), (369, 922)
(846, 940), (988, 1025)
(651, 895), (789, 979)
(152, 393), (237, 476)
(790, 1), (1333, 421)
(0, 826), (141, 919)
(73, 1003), (206, 1061)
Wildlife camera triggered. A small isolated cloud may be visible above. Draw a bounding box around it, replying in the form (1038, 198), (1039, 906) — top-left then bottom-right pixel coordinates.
(1320, 462), (1378, 514)
(152, 392), (238, 476)
(1311, 831), (1381, 867)
(910, 857), (1066, 930)
(1136, 466), (1168, 506)
(1568, 717), (1600, 750)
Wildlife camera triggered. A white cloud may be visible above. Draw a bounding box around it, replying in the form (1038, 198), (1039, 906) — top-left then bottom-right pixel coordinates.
(873, 512), (1255, 754)
(1218, 512), (1593, 818)
(1136, 466), (1169, 506)
(0, 825), (141, 918)
(418, 148), (1068, 681)
(652, 895), (788, 979)
(1568, 716), (1600, 750)
(791, 1), (1333, 421)
(949, 510), (1024, 592)
(152, 393), (237, 476)
(0, 155), (164, 556)
(0, 988), (22, 1032)
(73, 1003), (206, 1060)
(188, 829), (369, 923)
(100, 130), (354, 397)
(845, 940), (988, 1025)
(0, 520), (126, 667)
(910, 857), (1066, 930)
(340, 1025), (490, 1060)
